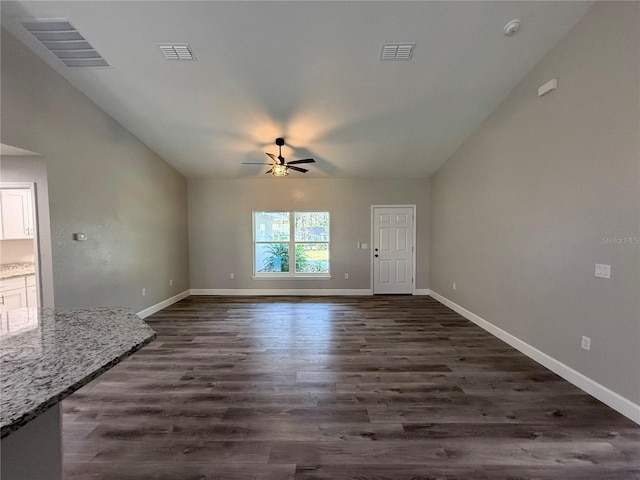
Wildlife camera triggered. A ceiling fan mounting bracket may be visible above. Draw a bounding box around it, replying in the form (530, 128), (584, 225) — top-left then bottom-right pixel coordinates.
(275, 138), (285, 147)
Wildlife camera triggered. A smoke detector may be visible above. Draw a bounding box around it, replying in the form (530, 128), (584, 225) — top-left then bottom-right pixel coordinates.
(504, 20), (521, 36)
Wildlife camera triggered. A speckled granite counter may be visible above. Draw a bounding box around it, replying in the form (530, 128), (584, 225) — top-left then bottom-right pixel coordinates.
(0, 262), (36, 280)
(0, 308), (155, 438)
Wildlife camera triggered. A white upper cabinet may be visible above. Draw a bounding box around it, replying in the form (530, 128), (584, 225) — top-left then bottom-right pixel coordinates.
(0, 189), (34, 239)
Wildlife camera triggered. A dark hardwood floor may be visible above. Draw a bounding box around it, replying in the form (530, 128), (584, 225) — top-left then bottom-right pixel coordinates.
(62, 296), (640, 479)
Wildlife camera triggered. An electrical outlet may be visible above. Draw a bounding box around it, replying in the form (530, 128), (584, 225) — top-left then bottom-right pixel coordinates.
(169, 279), (173, 286)
(344, 273), (349, 279)
(142, 288), (146, 296)
(581, 335), (591, 351)
(230, 273), (235, 279)
(453, 282), (457, 290)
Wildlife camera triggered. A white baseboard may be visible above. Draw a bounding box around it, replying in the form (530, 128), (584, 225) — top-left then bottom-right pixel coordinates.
(137, 290), (190, 319)
(428, 290), (640, 425)
(189, 288), (373, 296)
(189, 288), (433, 296)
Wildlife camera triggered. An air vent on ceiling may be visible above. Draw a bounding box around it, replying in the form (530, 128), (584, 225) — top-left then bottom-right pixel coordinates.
(380, 43), (415, 61)
(21, 19), (109, 67)
(158, 44), (195, 60)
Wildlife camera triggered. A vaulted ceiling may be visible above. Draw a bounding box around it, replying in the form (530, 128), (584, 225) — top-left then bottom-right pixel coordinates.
(1, 1), (592, 179)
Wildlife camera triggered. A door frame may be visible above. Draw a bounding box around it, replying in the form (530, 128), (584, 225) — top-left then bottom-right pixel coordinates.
(370, 204), (417, 295)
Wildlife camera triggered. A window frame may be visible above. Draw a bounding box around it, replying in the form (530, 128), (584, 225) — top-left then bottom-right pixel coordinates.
(252, 210), (331, 279)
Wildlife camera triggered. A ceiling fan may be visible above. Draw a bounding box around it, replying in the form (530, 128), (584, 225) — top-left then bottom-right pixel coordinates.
(242, 138), (315, 176)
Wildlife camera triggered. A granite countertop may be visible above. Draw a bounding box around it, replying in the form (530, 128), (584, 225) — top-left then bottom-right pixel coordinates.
(0, 308), (155, 438)
(0, 262), (36, 280)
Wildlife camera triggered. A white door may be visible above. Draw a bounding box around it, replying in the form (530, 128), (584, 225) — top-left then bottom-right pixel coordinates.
(373, 206), (414, 294)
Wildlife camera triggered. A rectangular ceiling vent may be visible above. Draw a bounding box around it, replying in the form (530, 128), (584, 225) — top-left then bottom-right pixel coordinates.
(21, 19), (109, 67)
(158, 44), (195, 61)
(380, 43), (415, 61)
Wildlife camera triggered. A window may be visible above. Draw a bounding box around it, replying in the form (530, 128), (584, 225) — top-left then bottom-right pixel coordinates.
(253, 211), (330, 277)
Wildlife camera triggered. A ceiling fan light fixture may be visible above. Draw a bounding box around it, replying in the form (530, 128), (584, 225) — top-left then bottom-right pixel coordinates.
(272, 164), (289, 176)
(242, 138), (315, 175)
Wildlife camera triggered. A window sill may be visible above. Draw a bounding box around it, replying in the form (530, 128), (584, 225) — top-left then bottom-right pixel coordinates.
(252, 275), (332, 280)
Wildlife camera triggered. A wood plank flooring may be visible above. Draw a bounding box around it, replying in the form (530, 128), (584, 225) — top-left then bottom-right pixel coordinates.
(62, 296), (640, 479)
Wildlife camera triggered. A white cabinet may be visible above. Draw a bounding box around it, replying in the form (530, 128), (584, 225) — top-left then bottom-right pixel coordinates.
(0, 189), (34, 239)
(0, 275), (38, 322)
(0, 276), (28, 320)
(2, 287), (26, 311)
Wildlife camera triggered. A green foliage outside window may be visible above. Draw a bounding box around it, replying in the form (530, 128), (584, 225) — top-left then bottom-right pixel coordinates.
(261, 243), (309, 272)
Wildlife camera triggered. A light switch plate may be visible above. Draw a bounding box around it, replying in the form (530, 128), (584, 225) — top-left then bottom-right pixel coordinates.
(594, 263), (611, 279)
(538, 78), (558, 97)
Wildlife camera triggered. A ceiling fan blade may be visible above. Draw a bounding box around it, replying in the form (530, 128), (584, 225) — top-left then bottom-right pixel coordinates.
(265, 152), (279, 163)
(286, 158), (315, 165)
(265, 168), (273, 174)
(288, 165), (309, 173)
(242, 162), (273, 165)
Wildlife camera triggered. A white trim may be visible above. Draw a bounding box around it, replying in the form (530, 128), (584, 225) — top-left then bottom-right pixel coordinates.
(190, 288), (372, 296)
(414, 289), (430, 295)
(370, 204), (417, 295)
(137, 290), (190, 319)
(428, 289), (640, 425)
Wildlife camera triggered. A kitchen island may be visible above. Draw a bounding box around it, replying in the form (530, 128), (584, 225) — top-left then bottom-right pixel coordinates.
(0, 307), (155, 479)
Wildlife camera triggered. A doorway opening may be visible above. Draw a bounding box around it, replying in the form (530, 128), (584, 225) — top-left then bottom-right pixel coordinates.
(0, 183), (41, 333)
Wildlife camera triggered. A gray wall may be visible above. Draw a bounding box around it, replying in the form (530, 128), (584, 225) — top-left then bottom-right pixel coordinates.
(189, 178), (429, 291)
(430, 2), (639, 403)
(1, 29), (190, 312)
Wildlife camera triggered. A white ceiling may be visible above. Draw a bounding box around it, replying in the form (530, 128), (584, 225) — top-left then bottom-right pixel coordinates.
(1, 1), (592, 179)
